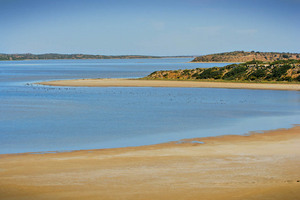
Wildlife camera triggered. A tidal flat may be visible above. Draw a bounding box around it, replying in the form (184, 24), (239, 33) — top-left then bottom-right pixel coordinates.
(1, 126), (300, 200)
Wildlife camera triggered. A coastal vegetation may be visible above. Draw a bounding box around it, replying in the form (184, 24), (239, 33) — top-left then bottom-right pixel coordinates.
(145, 59), (300, 82)
(192, 51), (300, 63)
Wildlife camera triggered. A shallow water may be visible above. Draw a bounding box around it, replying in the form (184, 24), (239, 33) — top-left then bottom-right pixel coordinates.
(0, 58), (299, 154)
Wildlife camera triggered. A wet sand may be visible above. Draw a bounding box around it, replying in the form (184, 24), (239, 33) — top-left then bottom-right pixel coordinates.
(38, 78), (300, 91)
(1, 126), (300, 200)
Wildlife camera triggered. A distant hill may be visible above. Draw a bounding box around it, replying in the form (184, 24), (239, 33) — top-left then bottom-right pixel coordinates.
(0, 53), (164, 61)
(192, 51), (300, 62)
(146, 60), (300, 82)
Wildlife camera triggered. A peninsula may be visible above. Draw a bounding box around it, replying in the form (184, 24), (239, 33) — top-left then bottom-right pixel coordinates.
(39, 60), (300, 91)
(147, 59), (300, 82)
(192, 51), (300, 62)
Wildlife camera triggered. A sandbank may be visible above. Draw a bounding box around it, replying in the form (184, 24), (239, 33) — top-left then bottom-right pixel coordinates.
(1, 126), (300, 200)
(38, 78), (300, 91)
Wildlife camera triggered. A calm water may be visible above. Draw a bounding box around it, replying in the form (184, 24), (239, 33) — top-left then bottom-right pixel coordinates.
(0, 58), (299, 154)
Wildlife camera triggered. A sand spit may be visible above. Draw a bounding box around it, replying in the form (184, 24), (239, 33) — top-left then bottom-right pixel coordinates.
(1, 126), (300, 200)
(38, 78), (300, 91)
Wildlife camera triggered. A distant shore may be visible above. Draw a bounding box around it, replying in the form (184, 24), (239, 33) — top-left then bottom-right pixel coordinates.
(0, 53), (194, 61)
(188, 61), (241, 63)
(38, 78), (300, 91)
(1, 126), (299, 200)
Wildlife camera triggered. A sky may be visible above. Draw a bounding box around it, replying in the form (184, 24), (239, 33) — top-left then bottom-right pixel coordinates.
(0, 0), (299, 56)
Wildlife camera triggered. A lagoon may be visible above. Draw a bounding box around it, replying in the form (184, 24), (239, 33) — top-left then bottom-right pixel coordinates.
(0, 58), (299, 154)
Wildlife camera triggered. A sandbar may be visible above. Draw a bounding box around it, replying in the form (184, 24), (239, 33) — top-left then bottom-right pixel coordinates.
(38, 78), (300, 91)
(1, 126), (300, 200)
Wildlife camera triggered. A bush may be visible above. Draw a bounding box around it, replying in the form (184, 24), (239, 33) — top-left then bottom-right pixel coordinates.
(223, 64), (238, 70)
(247, 69), (266, 80)
(282, 54), (289, 59)
(197, 68), (223, 79)
(245, 60), (263, 65)
(192, 73), (199, 78)
(182, 69), (190, 75)
(272, 65), (291, 78)
(223, 66), (247, 80)
(271, 59), (299, 65)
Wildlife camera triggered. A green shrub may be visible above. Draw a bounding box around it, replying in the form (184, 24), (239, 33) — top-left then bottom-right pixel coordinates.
(272, 65), (291, 78)
(182, 69), (191, 75)
(224, 64), (238, 70)
(282, 54), (289, 58)
(245, 60), (263, 65)
(197, 68), (223, 79)
(192, 73), (199, 78)
(247, 69), (266, 80)
(223, 66), (247, 80)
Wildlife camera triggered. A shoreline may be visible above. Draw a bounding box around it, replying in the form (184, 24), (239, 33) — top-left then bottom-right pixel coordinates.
(1, 126), (300, 199)
(0, 57), (194, 62)
(38, 78), (300, 91)
(0, 124), (299, 156)
(188, 61), (241, 63)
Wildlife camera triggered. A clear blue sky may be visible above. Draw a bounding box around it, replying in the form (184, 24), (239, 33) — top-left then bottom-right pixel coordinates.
(0, 0), (299, 56)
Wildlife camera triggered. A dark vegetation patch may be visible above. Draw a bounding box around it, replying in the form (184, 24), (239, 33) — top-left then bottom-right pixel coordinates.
(146, 59), (300, 82)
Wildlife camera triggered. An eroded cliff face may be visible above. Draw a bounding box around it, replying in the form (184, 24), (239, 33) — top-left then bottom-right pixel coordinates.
(146, 60), (300, 82)
(192, 51), (300, 63)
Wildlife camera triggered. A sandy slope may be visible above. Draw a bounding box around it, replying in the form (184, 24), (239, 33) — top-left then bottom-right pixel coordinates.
(1, 126), (300, 200)
(38, 78), (300, 91)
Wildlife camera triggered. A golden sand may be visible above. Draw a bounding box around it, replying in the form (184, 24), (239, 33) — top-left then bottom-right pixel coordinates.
(1, 126), (300, 200)
(38, 78), (300, 91)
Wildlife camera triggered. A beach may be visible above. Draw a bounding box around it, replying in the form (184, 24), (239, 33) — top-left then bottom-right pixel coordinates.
(2, 64), (300, 199)
(2, 0), (300, 199)
(1, 126), (300, 200)
(39, 78), (300, 91)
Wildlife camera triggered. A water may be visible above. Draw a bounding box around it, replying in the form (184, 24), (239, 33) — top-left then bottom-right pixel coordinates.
(0, 58), (299, 154)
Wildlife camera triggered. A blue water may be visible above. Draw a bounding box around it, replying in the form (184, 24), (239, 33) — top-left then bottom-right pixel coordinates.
(0, 58), (299, 154)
